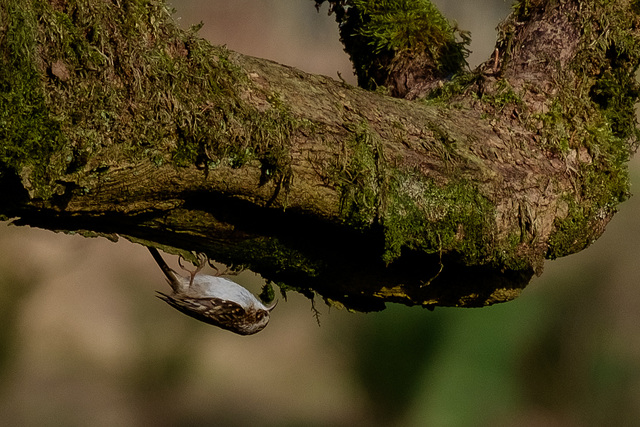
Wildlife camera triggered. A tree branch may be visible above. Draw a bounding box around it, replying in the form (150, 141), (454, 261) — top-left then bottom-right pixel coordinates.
(1, 0), (638, 311)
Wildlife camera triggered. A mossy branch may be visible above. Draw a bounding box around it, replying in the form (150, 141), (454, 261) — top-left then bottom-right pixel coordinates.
(0, 0), (639, 311)
(316, 0), (470, 97)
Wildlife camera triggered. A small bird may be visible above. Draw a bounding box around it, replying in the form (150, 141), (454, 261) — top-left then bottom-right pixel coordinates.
(148, 247), (276, 335)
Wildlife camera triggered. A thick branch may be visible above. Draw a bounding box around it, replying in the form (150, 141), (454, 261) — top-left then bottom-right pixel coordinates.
(0, 0), (638, 311)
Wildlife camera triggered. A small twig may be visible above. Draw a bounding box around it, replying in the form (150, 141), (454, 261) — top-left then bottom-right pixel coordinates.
(206, 258), (242, 277)
(493, 48), (500, 73)
(420, 233), (444, 288)
(310, 297), (321, 327)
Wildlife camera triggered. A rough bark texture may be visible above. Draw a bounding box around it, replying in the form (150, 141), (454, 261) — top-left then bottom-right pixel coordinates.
(1, 0), (638, 311)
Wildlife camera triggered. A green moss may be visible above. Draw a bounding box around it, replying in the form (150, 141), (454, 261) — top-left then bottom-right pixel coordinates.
(530, 100), (573, 155)
(495, 232), (536, 272)
(382, 174), (494, 265)
(351, 0), (455, 55)
(422, 71), (480, 105)
(535, 106), (632, 259)
(330, 123), (533, 270)
(546, 198), (591, 259)
(425, 73), (523, 112)
(320, 0), (468, 90)
(258, 282), (275, 304)
(479, 80), (523, 111)
(511, 0), (534, 21)
(1, 0), (304, 204)
(0, 0), (66, 197)
(536, 1), (640, 259)
(221, 236), (324, 280)
(333, 122), (385, 228)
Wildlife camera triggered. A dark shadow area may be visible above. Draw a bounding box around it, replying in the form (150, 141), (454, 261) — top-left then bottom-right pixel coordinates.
(3, 187), (534, 312)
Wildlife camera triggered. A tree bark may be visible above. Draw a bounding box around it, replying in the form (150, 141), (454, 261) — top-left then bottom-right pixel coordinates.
(1, 0), (638, 311)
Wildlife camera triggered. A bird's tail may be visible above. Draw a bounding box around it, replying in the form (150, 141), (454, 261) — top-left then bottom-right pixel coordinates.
(148, 247), (184, 293)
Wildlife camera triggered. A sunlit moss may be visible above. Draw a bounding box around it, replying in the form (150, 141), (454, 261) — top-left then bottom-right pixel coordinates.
(0, 0), (66, 198)
(542, 1), (640, 258)
(1, 0), (310, 206)
(381, 174), (495, 265)
(318, 0), (469, 90)
(333, 122), (385, 228)
(494, 1), (640, 260)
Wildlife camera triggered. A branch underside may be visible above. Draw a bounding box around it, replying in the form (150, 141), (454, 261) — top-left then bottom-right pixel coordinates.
(1, 0), (638, 311)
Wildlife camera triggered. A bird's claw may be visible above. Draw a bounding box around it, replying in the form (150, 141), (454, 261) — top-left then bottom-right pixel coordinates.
(178, 253), (207, 286)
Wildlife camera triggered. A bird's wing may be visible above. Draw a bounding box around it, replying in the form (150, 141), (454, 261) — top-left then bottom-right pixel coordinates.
(156, 292), (258, 335)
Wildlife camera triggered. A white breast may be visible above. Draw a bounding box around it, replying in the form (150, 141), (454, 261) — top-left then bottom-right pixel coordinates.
(182, 274), (268, 310)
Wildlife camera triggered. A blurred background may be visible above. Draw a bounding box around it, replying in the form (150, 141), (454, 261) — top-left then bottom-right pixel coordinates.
(1, 0), (640, 426)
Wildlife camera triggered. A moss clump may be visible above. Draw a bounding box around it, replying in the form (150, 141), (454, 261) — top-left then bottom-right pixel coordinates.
(0, 1), (66, 198)
(546, 197), (592, 259)
(479, 80), (523, 111)
(530, 100), (574, 155)
(498, 1), (640, 260)
(223, 236), (323, 278)
(1, 0), (303, 204)
(258, 282), (276, 305)
(382, 173), (494, 265)
(422, 71), (480, 106)
(316, 0), (468, 91)
(349, 0), (456, 54)
(330, 124), (528, 270)
(333, 122), (385, 228)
